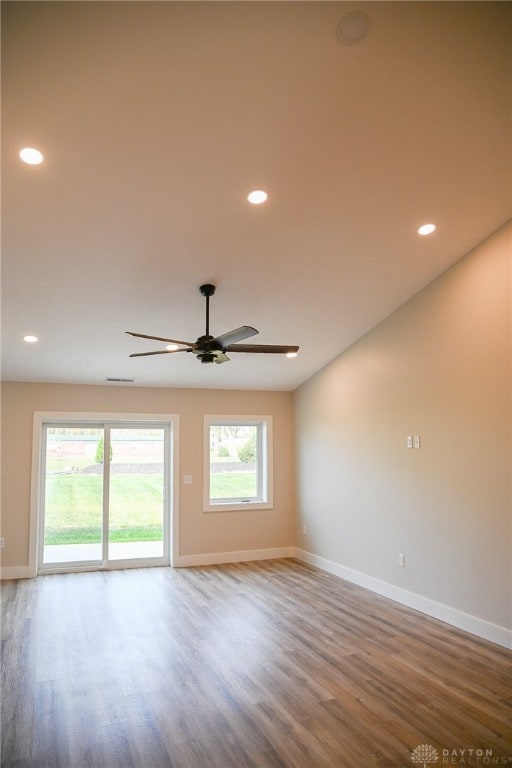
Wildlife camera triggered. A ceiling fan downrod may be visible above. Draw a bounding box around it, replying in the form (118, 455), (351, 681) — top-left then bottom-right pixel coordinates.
(198, 283), (216, 362)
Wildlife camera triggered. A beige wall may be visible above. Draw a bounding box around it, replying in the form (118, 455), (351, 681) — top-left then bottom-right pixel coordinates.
(1, 384), (295, 569)
(295, 222), (511, 632)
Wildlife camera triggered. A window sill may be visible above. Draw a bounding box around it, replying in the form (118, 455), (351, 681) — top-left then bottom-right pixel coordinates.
(204, 501), (273, 513)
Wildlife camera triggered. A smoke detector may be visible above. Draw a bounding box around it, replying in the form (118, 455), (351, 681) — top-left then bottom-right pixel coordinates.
(336, 12), (371, 46)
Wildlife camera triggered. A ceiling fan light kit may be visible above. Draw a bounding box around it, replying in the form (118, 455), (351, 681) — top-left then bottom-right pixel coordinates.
(127, 284), (299, 365)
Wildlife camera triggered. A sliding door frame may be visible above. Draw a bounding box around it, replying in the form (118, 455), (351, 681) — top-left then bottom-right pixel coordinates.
(29, 412), (180, 577)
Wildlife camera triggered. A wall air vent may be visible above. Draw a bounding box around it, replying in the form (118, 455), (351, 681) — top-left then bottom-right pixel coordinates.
(106, 378), (135, 383)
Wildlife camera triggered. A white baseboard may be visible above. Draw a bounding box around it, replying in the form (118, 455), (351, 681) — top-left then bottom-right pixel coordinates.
(294, 549), (512, 650)
(175, 546), (295, 568)
(1, 547), (294, 576)
(0, 566), (31, 580)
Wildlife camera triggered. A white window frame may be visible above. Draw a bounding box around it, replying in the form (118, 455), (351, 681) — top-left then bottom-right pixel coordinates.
(203, 415), (273, 512)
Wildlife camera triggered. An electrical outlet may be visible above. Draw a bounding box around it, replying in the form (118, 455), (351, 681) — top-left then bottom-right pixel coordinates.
(302, 524), (307, 535)
(183, 475), (192, 485)
(0, 538), (5, 549)
(407, 435), (413, 449)
(398, 553), (405, 567)
(414, 435), (421, 449)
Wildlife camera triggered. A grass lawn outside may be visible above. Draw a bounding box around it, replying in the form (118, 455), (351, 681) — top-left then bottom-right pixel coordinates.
(44, 525), (163, 545)
(210, 471), (257, 499)
(45, 470), (256, 545)
(45, 473), (164, 545)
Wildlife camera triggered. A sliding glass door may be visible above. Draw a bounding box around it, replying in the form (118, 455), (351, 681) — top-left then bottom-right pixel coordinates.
(108, 428), (165, 561)
(40, 422), (170, 571)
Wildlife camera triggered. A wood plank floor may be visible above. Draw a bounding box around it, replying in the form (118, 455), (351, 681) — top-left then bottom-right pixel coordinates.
(1, 559), (511, 768)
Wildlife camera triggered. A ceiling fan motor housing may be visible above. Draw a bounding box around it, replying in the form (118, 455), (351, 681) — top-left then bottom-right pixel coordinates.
(196, 334), (222, 363)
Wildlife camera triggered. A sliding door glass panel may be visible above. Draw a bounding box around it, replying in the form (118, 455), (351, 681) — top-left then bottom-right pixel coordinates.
(108, 428), (165, 561)
(43, 427), (103, 564)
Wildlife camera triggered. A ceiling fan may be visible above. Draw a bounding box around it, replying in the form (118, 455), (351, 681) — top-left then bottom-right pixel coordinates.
(126, 283), (299, 365)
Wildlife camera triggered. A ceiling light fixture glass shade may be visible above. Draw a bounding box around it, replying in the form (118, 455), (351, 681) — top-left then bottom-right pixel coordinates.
(19, 147), (44, 165)
(247, 190), (268, 205)
(417, 223), (436, 236)
(23, 335), (38, 343)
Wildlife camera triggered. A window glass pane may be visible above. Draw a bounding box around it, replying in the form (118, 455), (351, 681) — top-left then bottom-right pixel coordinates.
(44, 427), (103, 563)
(209, 424), (259, 502)
(108, 428), (165, 560)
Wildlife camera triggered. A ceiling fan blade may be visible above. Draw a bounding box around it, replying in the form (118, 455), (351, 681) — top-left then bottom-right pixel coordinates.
(126, 331), (194, 346)
(226, 344), (299, 355)
(129, 349), (190, 358)
(214, 352), (230, 364)
(212, 326), (258, 349)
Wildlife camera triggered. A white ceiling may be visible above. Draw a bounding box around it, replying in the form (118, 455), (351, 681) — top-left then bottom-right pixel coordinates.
(2, 1), (511, 391)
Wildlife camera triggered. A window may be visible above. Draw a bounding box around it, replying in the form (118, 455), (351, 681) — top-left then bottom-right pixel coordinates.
(204, 416), (273, 511)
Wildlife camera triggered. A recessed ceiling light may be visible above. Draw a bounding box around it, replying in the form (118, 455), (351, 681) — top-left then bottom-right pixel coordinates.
(417, 223), (436, 236)
(23, 335), (38, 343)
(247, 190), (268, 205)
(286, 351), (298, 358)
(19, 147), (44, 165)
(166, 344), (179, 351)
